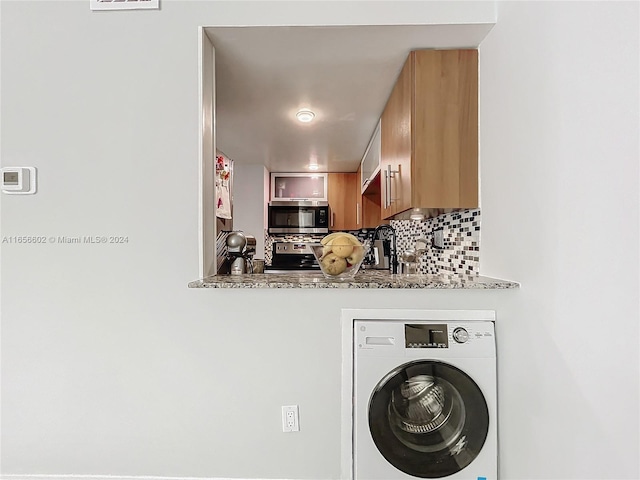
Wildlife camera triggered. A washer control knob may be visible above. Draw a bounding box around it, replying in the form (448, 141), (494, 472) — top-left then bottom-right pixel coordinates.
(452, 327), (469, 344)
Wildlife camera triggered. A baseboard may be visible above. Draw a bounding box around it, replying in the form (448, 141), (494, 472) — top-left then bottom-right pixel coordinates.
(1, 476), (216, 480)
(1, 476), (296, 480)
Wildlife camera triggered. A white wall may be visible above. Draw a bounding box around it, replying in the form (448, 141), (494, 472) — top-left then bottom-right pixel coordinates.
(0, 2), (638, 480)
(478, 2), (639, 478)
(231, 163), (268, 260)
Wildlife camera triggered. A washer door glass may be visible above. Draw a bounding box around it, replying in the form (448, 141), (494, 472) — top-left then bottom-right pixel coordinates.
(368, 360), (489, 478)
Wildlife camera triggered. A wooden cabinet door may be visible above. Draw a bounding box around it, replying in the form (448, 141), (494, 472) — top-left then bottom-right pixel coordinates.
(355, 165), (363, 229)
(381, 53), (413, 219)
(327, 173), (358, 230)
(412, 49), (478, 209)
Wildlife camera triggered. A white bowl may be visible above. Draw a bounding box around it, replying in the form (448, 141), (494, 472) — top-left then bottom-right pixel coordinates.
(310, 241), (370, 280)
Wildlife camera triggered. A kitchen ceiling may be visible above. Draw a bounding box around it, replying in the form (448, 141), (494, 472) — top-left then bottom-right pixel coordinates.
(206, 24), (493, 173)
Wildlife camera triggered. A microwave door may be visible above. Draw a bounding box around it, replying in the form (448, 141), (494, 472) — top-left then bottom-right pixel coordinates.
(298, 211), (313, 227)
(274, 211), (314, 228)
(273, 210), (313, 228)
(268, 203), (329, 234)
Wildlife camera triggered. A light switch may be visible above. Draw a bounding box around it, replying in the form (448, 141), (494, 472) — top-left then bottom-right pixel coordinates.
(1, 167), (37, 194)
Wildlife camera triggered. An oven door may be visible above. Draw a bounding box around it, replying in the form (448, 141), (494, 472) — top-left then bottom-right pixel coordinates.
(268, 202), (328, 234)
(268, 242), (321, 272)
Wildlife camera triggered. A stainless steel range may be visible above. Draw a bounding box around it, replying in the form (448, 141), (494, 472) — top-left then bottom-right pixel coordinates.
(265, 241), (321, 273)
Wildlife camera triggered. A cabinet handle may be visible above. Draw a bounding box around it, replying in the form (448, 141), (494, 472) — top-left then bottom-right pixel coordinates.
(385, 166), (392, 208)
(385, 164), (399, 208)
(356, 203), (360, 225)
(383, 169), (388, 208)
(331, 212), (335, 227)
(386, 164), (392, 205)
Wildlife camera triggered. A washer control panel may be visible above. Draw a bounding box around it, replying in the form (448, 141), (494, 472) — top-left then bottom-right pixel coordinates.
(356, 319), (496, 358)
(404, 323), (492, 349)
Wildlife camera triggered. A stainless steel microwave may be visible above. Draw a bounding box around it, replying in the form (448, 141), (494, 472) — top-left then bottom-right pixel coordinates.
(268, 201), (329, 234)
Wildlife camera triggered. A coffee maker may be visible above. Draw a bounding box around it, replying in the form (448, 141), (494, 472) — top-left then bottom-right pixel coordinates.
(226, 231), (257, 274)
(364, 224), (398, 273)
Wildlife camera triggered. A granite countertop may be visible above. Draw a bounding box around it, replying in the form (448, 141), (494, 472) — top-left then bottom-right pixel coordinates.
(188, 270), (519, 289)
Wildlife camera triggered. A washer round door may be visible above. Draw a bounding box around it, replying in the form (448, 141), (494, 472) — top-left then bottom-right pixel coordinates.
(368, 360), (489, 478)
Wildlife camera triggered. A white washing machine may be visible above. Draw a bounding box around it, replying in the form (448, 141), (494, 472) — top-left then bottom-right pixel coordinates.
(353, 316), (497, 480)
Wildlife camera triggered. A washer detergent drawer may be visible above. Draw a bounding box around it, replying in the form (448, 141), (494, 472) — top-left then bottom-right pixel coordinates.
(364, 336), (395, 346)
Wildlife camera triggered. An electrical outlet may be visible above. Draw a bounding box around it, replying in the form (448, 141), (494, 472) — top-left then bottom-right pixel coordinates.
(282, 405), (299, 432)
(433, 228), (445, 249)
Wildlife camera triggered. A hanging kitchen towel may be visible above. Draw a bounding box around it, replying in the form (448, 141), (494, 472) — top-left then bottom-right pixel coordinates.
(216, 180), (232, 219)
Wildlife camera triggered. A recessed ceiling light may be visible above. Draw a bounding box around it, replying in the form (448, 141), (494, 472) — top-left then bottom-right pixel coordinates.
(296, 109), (315, 123)
(308, 164), (319, 171)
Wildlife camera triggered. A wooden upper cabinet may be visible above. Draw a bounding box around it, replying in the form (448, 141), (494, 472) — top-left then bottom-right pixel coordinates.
(380, 49), (479, 219)
(381, 55), (412, 219)
(327, 173), (358, 231)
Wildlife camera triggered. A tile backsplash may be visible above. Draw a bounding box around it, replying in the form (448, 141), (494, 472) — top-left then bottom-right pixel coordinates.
(262, 208), (481, 274)
(391, 208), (480, 275)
